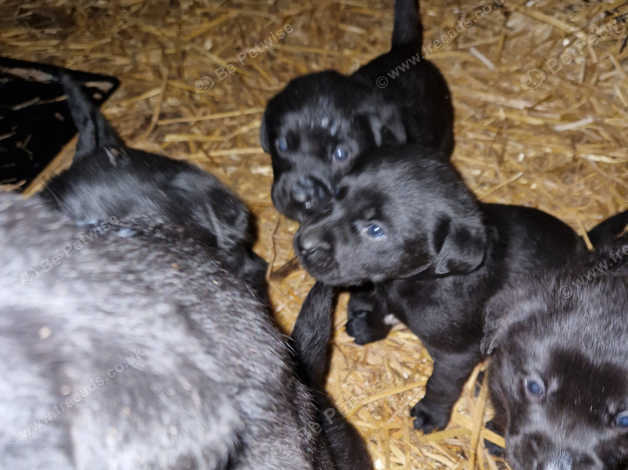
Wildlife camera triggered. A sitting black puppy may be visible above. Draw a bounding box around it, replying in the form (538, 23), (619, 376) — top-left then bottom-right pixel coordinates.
(261, 0), (453, 222)
(293, 144), (628, 433)
(261, 0), (453, 339)
(481, 237), (628, 470)
(43, 74), (267, 301)
(0, 192), (371, 469)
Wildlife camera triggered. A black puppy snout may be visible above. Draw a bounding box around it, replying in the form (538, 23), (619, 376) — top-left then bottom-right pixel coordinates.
(298, 231), (331, 256)
(292, 175), (331, 212)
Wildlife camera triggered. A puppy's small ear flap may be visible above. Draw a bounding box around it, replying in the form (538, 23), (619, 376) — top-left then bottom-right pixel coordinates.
(481, 288), (545, 355)
(259, 111), (270, 153)
(365, 106), (407, 146)
(432, 215), (487, 276)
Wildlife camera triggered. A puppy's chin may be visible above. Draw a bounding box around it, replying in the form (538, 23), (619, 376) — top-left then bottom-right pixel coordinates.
(298, 258), (366, 287)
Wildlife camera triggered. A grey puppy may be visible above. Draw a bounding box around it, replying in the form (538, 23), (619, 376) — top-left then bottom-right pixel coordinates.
(0, 193), (371, 470)
(43, 74), (267, 301)
(482, 237), (628, 470)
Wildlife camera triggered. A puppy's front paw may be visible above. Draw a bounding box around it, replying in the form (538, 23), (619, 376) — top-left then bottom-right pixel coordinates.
(346, 311), (387, 345)
(410, 400), (449, 434)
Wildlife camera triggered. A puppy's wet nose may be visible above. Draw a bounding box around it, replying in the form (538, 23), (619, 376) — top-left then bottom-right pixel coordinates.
(298, 231), (331, 256)
(292, 176), (331, 212)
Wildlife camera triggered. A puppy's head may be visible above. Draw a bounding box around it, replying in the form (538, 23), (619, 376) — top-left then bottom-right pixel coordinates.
(261, 71), (406, 222)
(482, 242), (628, 470)
(293, 145), (486, 285)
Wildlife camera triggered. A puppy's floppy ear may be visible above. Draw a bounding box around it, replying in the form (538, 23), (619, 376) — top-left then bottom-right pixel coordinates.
(364, 105), (407, 146)
(432, 215), (487, 276)
(481, 286), (546, 355)
(259, 110), (270, 153)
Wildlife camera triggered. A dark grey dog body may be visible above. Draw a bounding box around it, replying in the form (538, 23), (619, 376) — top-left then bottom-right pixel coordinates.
(44, 75), (267, 300)
(482, 238), (628, 470)
(0, 192), (371, 469)
(1, 77), (372, 469)
(293, 145), (628, 433)
(0, 194), (319, 469)
(260, 0), (453, 222)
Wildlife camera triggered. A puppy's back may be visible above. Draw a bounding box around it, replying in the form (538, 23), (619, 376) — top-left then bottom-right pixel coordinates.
(0, 194), (323, 470)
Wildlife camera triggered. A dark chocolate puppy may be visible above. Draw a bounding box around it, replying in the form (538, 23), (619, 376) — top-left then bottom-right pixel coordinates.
(261, 0), (453, 222)
(43, 75), (267, 301)
(0, 192), (371, 469)
(293, 144), (628, 433)
(482, 237), (628, 470)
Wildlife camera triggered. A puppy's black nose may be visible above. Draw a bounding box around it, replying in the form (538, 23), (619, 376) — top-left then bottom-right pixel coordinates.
(292, 176), (331, 212)
(296, 231), (332, 272)
(298, 231), (331, 256)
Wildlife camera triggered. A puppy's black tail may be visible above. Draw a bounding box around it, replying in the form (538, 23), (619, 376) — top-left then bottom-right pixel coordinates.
(291, 281), (336, 387)
(392, 0), (422, 53)
(291, 283), (373, 470)
(59, 73), (124, 160)
(587, 209), (628, 248)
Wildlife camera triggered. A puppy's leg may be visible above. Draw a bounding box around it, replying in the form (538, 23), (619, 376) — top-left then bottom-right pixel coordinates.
(346, 285), (392, 345)
(410, 347), (481, 433)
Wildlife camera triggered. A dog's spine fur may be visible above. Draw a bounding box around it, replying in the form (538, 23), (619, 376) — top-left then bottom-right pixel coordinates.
(59, 73), (124, 160)
(587, 209), (628, 247)
(392, 0), (422, 53)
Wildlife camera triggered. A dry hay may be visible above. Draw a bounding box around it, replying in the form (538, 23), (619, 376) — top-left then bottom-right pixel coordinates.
(1, 0), (626, 468)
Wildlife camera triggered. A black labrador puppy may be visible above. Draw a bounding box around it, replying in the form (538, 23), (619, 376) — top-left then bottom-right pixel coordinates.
(261, 0), (453, 339)
(0, 202), (371, 469)
(261, 0), (453, 222)
(293, 144), (628, 433)
(43, 74), (267, 301)
(482, 237), (628, 470)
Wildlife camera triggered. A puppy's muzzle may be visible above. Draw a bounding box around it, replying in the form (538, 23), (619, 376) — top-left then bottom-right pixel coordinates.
(292, 175), (332, 213)
(295, 228), (333, 272)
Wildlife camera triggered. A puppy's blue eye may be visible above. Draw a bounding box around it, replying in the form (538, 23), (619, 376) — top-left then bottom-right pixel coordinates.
(366, 223), (385, 238)
(616, 411), (628, 428)
(333, 145), (348, 161)
(525, 379), (545, 397)
(276, 137), (288, 152)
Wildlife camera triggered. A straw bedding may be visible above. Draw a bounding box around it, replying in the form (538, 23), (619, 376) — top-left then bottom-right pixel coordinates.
(1, 0), (626, 468)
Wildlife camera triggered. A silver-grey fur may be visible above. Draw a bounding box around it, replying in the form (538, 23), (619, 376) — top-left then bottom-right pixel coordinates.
(0, 193), (335, 470)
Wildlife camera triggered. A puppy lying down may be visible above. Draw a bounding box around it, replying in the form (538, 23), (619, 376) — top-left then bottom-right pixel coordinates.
(44, 75), (267, 301)
(482, 237), (627, 470)
(0, 193), (371, 470)
(294, 144), (628, 434)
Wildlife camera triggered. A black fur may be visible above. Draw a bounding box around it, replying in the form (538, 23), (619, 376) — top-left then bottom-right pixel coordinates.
(293, 144), (628, 434)
(261, 0), (453, 340)
(260, 0), (453, 223)
(482, 237), (628, 470)
(291, 282), (373, 470)
(43, 74), (268, 302)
